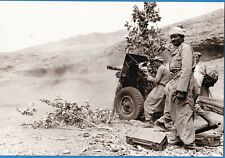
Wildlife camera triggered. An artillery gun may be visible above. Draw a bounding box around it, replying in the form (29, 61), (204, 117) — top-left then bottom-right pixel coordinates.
(107, 53), (158, 120)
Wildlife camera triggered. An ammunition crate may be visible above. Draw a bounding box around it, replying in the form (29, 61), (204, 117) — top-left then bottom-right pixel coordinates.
(126, 128), (168, 151)
(195, 133), (221, 147)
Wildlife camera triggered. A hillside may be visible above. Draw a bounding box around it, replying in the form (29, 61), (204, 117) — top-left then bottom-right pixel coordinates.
(9, 9), (224, 64)
(106, 9), (224, 65)
(13, 30), (126, 55)
(161, 9), (224, 60)
(0, 9), (224, 107)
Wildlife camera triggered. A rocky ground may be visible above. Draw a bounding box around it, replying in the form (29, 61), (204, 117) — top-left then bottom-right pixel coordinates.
(0, 102), (223, 156)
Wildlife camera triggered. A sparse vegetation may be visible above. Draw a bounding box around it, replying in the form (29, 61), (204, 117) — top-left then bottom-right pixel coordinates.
(125, 2), (167, 58)
(21, 97), (111, 129)
(17, 103), (37, 116)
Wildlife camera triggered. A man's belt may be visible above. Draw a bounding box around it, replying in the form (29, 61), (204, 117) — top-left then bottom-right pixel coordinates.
(158, 83), (166, 87)
(170, 68), (181, 73)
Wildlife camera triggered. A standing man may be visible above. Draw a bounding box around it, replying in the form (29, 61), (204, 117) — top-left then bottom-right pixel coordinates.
(193, 52), (207, 95)
(165, 26), (198, 149)
(141, 56), (172, 126)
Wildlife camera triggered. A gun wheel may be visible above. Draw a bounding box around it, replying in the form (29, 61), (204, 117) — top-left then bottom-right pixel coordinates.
(114, 87), (144, 120)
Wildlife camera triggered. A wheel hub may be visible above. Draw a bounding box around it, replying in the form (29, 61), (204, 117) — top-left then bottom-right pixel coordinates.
(121, 96), (134, 114)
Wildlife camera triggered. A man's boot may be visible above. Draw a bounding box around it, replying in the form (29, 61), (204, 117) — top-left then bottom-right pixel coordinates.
(184, 142), (196, 150)
(143, 116), (155, 128)
(154, 113), (172, 130)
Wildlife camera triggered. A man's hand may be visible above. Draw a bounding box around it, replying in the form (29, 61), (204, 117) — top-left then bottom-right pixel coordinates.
(139, 62), (151, 73)
(139, 62), (148, 72)
(147, 75), (154, 81)
(176, 91), (187, 100)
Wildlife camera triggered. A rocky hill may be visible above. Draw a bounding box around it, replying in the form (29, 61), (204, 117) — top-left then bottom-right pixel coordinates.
(105, 9), (224, 65)
(162, 8), (224, 60)
(0, 9), (223, 107)
(13, 30), (126, 55)
(9, 9), (224, 64)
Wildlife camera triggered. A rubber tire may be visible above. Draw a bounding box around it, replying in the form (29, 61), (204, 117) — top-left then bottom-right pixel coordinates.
(114, 87), (144, 120)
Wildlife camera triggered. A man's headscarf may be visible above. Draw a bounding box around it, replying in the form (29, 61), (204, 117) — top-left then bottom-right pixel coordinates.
(194, 64), (219, 87)
(202, 67), (219, 87)
(169, 26), (186, 37)
(194, 52), (202, 57)
(206, 68), (219, 81)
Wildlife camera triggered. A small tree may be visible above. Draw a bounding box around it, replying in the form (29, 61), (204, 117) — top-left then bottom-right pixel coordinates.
(125, 2), (167, 58)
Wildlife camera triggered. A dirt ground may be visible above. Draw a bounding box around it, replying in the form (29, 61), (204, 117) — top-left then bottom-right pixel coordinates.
(0, 101), (223, 156)
(0, 56), (223, 156)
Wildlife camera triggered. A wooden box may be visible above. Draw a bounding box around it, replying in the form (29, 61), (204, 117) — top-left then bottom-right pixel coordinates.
(195, 133), (221, 147)
(126, 128), (168, 151)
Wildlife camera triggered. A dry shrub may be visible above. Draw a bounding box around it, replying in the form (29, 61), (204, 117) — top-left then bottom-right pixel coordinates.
(24, 97), (111, 129)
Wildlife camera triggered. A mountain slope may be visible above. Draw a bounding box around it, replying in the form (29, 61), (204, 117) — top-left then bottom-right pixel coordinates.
(162, 8), (224, 60)
(0, 9), (223, 107)
(106, 9), (224, 65)
(13, 30), (126, 55)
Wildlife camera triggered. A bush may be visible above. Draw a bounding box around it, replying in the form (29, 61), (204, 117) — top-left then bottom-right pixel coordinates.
(24, 97), (111, 129)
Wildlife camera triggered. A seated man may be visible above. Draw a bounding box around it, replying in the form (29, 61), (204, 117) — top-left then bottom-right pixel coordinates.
(139, 56), (172, 127)
(194, 51), (219, 97)
(193, 52), (219, 126)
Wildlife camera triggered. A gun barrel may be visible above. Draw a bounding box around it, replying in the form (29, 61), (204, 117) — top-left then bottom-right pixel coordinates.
(195, 123), (220, 134)
(107, 65), (122, 71)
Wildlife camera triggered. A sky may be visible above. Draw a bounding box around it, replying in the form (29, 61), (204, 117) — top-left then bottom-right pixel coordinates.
(0, 1), (224, 52)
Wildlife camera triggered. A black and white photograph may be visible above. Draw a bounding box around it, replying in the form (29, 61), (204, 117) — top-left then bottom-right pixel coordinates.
(0, 1), (224, 156)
